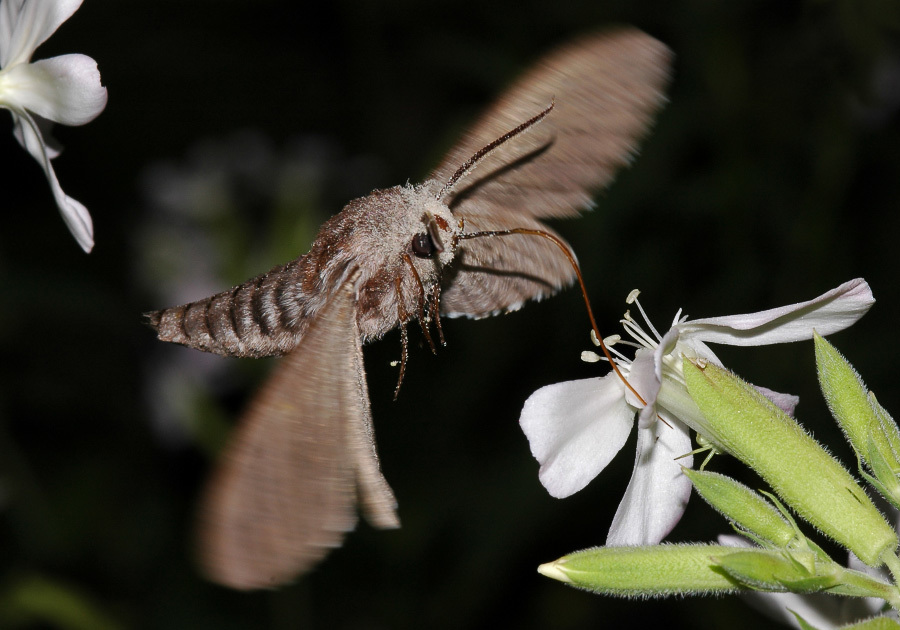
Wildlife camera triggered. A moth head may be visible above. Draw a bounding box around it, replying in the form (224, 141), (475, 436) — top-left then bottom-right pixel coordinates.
(348, 184), (460, 342)
(401, 187), (459, 270)
(410, 210), (456, 260)
(343, 184), (459, 295)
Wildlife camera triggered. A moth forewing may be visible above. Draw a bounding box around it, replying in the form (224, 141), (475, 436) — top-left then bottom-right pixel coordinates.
(429, 29), (670, 216)
(196, 274), (397, 590)
(433, 30), (671, 317)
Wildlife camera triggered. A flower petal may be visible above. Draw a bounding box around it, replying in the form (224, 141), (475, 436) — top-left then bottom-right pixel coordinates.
(13, 109), (93, 251)
(520, 375), (633, 498)
(655, 326), (680, 382)
(0, 0), (83, 68)
(0, 54), (107, 125)
(755, 386), (799, 416)
(678, 279), (874, 346)
(627, 348), (659, 411)
(606, 415), (693, 545)
(12, 112), (61, 158)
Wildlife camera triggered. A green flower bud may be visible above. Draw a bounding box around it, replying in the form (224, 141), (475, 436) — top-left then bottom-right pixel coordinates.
(683, 358), (897, 567)
(865, 431), (900, 508)
(537, 544), (742, 595)
(815, 335), (900, 507)
(683, 468), (795, 547)
(871, 394), (900, 465)
(814, 333), (900, 474)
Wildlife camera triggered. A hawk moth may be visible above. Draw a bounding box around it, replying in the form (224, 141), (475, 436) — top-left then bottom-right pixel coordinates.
(147, 29), (671, 589)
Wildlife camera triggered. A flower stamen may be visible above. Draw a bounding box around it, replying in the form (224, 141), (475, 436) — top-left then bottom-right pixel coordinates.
(621, 315), (658, 350)
(626, 291), (665, 341)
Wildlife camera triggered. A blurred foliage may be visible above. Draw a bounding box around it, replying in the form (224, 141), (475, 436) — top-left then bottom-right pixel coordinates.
(1, 0), (900, 628)
(0, 574), (122, 630)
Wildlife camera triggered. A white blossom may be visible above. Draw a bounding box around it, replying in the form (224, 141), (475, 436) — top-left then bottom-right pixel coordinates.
(520, 279), (874, 546)
(0, 0), (107, 252)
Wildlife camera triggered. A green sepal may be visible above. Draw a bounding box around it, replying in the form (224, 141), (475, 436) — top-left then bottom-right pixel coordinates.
(787, 611), (900, 630)
(757, 490), (834, 563)
(712, 549), (838, 592)
(824, 569), (896, 598)
(871, 393), (900, 470)
(837, 617), (900, 630)
(789, 611), (821, 630)
(864, 432), (900, 509)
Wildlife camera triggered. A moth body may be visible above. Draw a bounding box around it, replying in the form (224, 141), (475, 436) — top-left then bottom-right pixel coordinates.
(147, 183), (458, 357)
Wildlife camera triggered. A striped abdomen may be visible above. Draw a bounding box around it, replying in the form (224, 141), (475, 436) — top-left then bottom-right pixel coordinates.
(146, 256), (336, 359)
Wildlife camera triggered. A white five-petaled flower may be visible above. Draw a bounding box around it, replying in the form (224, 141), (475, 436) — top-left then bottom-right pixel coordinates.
(0, 0), (107, 252)
(519, 278), (874, 547)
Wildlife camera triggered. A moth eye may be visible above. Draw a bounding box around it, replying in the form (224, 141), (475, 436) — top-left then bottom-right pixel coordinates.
(411, 233), (435, 258)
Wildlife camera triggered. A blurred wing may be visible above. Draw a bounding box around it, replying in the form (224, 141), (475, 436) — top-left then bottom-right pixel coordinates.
(196, 275), (399, 590)
(440, 214), (575, 318)
(429, 30), (671, 317)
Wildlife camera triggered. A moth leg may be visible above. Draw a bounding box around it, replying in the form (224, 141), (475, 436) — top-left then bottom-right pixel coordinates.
(393, 276), (410, 401)
(431, 278), (446, 347)
(401, 253), (436, 354)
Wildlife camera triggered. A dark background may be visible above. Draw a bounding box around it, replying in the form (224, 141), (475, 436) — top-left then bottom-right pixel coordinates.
(2, 1), (899, 628)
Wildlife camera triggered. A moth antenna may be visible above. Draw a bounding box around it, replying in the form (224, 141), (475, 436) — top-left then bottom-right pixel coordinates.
(436, 101), (555, 201)
(401, 253), (437, 355)
(457, 227), (648, 407)
(393, 276), (411, 400)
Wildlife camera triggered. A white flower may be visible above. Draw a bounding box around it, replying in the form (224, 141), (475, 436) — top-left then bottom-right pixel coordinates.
(520, 279), (874, 546)
(0, 0), (107, 252)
